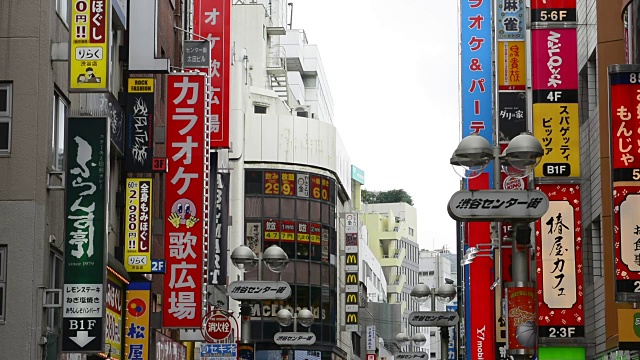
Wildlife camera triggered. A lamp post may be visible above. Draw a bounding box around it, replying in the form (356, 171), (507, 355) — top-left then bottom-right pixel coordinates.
(408, 280), (457, 360)
(230, 244), (290, 358)
(450, 132), (546, 357)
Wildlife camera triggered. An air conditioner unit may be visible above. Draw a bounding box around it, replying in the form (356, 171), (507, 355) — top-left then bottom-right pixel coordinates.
(43, 289), (62, 308)
(294, 105), (310, 118)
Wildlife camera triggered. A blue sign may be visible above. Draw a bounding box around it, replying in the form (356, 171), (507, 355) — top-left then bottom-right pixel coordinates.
(150, 259), (166, 274)
(461, 0), (494, 151)
(351, 165), (365, 185)
(201, 343), (238, 357)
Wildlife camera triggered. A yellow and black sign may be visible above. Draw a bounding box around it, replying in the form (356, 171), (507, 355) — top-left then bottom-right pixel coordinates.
(128, 78), (155, 93)
(346, 313), (358, 324)
(346, 274), (358, 285)
(346, 254), (358, 266)
(533, 103), (580, 177)
(346, 293), (358, 304)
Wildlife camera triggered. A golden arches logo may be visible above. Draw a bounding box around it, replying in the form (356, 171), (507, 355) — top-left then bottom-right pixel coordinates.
(346, 293), (358, 304)
(346, 313), (358, 323)
(346, 254), (357, 264)
(346, 274), (357, 284)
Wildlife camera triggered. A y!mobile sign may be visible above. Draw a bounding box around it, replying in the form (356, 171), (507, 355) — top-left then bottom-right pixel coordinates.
(608, 65), (640, 301)
(163, 74), (207, 328)
(461, 0), (493, 142)
(535, 184), (585, 339)
(193, 0), (231, 148)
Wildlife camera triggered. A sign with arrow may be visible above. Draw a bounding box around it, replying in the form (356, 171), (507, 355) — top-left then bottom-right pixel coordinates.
(61, 117), (109, 352)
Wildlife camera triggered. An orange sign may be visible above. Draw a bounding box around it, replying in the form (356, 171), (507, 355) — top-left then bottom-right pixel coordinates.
(264, 171), (280, 195)
(281, 172), (296, 196)
(498, 41), (526, 90)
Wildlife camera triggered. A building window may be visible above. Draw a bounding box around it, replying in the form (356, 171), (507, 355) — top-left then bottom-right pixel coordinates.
(0, 83), (12, 154)
(56, 0), (69, 24)
(47, 251), (63, 331)
(52, 92), (67, 170)
(408, 227), (414, 236)
(0, 246), (6, 322)
(254, 105), (267, 114)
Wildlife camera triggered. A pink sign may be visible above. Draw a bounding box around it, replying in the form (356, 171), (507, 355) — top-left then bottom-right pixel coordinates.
(531, 28), (578, 91)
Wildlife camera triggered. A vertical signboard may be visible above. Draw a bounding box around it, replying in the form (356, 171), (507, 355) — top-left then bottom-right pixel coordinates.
(125, 282), (151, 359)
(125, 178), (153, 273)
(62, 117), (109, 352)
(498, 41), (526, 91)
(70, 0), (110, 92)
(531, 28), (580, 178)
(193, 0), (232, 148)
(345, 213), (359, 332)
(465, 175), (496, 360)
(535, 184), (585, 339)
(498, 92), (527, 142)
(163, 73), (206, 328)
(497, 0), (525, 40)
(106, 274), (124, 359)
(209, 168), (229, 286)
(125, 78), (155, 173)
(608, 65), (640, 301)
(505, 285), (535, 351)
(461, 0), (494, 142)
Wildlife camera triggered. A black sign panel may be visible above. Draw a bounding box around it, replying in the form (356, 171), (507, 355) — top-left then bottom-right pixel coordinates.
(183, 40), (211, 68)
(531, 8), (576, 23)
(498, 92), (527, 142)
(542, 162), (572, 176)
(125, 79), (155, 172)
(62, 318), (104, 351)
(208, 152), (229, 286)
(538, 325), (584, 338)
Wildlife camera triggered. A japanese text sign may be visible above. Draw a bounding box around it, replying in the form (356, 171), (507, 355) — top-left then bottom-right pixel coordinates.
(533, 103), (581, 177)
(70, 0), (110, 92)
(497, 0), (525, 40)
(125, 78), (155, 173)
(228, 281), (292, 300)
(612, 184), (640, 297)
(163, 73), (206, 328)
(62, 117), (108, 352)
(461, 0), (494, 143)
(609, 67), (640, 173)
(274, 332), (317, 345)
(448, 189), (549, 221)
(531, 29), (578, 91)
(193, 0), (231, 148)
(106, 274), (124, 359)
(498, 41), (526, 90)
(125, 282), (151, 360)
(203, 312), (232, 341)
(499, 92), (527, 142)
(535, 184), (585, 338)
(201, 343), (238, 357)
(345, 212), (359, 332)
(125, 178), (153, 272)
(183, 40), (211, 68)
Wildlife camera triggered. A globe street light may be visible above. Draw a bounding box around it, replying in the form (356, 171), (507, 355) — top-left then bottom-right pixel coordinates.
(230, 244), (290, 347)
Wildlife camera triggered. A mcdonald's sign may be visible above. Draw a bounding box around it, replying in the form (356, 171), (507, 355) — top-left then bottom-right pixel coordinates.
(346, 313), (358, 324)
(346, 293), (358, 304)
(345, 254), (358, 272)
(346, 274), (358, 285)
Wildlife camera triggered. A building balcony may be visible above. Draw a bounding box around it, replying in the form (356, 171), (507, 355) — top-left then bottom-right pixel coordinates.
(387, 274), (406, 294)
(380, 247), (405, 267)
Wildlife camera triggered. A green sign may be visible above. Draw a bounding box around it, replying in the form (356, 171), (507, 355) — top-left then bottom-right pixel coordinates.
(62, 117), (109, 352)
(351, 165), (365, 185)
(538, 347), (586, 360)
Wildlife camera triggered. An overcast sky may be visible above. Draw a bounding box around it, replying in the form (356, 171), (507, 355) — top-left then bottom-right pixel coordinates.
(292, 1), (462, 252)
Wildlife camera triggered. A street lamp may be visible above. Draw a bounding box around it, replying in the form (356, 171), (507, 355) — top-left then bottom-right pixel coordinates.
(407, 280), (458, 360)
(276, 308), (314, 331)
(230, 244), (290, 349)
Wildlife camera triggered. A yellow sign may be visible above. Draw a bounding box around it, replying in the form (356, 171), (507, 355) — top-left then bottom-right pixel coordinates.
(346, 254), (358, 265)
(346, 313), (358, 324)
(618, 309), (640, 344)
(106, 273), (124, 359)
(533, 103), (581, 177)
(125, 178), (153, 273)
(346, 293), (358, 304)
(128, 78), (155, 93)
(346, 274), (358, 284)
(498, 41), (526, 90)
(70, 0), (110, 92)
(125, 282), (151, 359)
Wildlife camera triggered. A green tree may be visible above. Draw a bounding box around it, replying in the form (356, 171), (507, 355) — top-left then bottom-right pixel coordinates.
(361, 188), (414, 206)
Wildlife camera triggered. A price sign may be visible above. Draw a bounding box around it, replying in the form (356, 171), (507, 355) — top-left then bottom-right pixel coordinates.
(310, 175), (321, 199)
(321, 177), (330, 201)
(281, 172), (296, 196)
(264, 171), (280, 195)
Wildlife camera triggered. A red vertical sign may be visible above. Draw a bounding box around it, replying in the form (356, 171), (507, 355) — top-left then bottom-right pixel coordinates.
(535, 184), (585, 338)
(193, 0), (231, 148)
(163, 74), (206, 328)
(466, 174), (496, 360)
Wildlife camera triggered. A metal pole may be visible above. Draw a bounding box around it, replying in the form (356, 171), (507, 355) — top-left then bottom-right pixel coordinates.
(440, 326), (450, 360)
(241, 302), (252, 343)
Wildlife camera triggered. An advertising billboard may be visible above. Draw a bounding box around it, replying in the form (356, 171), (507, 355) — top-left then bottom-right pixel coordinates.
(193, 0), (232, 148)
(163, 74), (207, 327)
(125, 178), (152, 273)
(608, 65), (640, 301)
(125, 78), (155, 173)
(535, 184), (585, 339)
(125, 282), (151, 360)
(62, 117), (109, 352)
(69, 0), (110, 92)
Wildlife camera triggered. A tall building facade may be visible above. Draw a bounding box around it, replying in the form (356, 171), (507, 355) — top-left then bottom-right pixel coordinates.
(362, 202), (420, 352)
